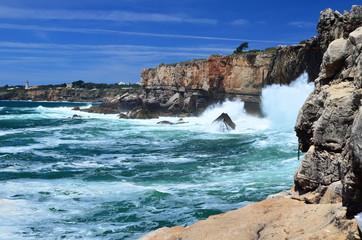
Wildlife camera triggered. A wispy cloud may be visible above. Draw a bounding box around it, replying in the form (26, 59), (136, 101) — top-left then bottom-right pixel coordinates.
(0, 23), (299, 44)
(0, 41), (234, 65)
(230, 19), (249, 26)
(288, 21), (315, 28)
(0, 41), (232, 52)
(0, 6), (217, 24)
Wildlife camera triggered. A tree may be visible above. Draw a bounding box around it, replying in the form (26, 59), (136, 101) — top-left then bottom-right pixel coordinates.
(233, 42), (249, 54)
(72, 80), (85, 88)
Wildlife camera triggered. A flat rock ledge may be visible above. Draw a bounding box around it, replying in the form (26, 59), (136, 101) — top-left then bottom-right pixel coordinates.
(139, 197), (359, 240)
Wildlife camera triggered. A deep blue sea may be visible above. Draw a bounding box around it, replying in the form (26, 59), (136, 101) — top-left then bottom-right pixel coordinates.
(0, 74), (313, 240)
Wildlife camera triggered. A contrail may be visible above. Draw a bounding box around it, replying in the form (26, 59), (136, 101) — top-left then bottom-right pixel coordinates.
(0, 23), (298, 44)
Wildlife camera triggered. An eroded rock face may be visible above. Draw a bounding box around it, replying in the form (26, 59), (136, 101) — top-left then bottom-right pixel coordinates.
(318, 5), (362, 52)
(141, 53), (272, 115)
(267, 39), (323, 85)
(295, 26), (362, 213)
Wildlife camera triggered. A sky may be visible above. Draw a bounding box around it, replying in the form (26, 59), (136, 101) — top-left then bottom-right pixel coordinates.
(0, 0), (360, 86)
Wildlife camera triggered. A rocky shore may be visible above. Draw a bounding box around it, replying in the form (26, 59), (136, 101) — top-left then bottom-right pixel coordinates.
(0, 87), (142, 103)
(79, 6), (360, 119)
(138, 6), (362, 240)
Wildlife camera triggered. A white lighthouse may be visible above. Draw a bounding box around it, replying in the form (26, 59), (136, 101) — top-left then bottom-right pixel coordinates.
(25, 80), (29, 89)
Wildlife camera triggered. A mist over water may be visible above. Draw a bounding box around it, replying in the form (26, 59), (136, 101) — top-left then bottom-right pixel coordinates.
(0, 75), (314, 240)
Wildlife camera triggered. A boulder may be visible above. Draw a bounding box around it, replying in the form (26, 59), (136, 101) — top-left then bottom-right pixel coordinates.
(71, 114), (81, 119)
(212, 113), (236, 132)
(118, 113), (129, 119)
(118, 93), (143, 111)
(349, 27), (362, 46)
(128, 106), (158, 119)
(321, 38), (354, 78)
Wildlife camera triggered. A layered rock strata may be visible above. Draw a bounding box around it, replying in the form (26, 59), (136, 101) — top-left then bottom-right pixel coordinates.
(141, 53), (272, 115)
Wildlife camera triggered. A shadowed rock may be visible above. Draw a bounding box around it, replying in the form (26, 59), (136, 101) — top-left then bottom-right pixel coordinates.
(212, 113), (236, 132)
(157, 120), (188, 125)
(157, 121), (175, 125)
(128, 106), (158, 119)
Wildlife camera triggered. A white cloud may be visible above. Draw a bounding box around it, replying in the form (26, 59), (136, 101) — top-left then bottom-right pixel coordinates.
(230, 19), (249, 26)
(0, 23), (298, 44)
(0, 6), (217, 24)
(288, 21), (315, 28)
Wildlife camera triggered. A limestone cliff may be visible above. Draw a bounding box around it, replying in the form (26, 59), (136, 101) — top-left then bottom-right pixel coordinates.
(294, 25), (362, 215)
(139, 42), (322, 116)
(141, 53), (272, 115)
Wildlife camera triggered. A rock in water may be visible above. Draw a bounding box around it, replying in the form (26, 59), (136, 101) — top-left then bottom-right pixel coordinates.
(157, 121), (175, 125)
(128, 106), (159, 119)
(212, 113), (236, 132)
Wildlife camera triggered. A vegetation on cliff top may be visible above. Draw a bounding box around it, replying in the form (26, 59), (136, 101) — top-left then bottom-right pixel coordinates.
(0, 81), (141, 91)
(157, 43), (277, 68)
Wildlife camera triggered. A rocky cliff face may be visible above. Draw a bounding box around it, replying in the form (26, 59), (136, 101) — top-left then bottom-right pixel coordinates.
(266, 38), (322, 85)
(141, 53), (272, 115)
(130, 6), (362, 117)
(294, 25), (362, 215)
(318, 6), (362, 52)
(139, 43), (322, 116)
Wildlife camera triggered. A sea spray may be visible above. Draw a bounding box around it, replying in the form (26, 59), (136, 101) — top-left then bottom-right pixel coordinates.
(0, 77), (315, 240)
(261, 72), (314, 129)
(198, 72), (314, 133)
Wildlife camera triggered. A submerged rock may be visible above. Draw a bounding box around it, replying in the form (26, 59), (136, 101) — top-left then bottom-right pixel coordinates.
(157, 120), (188, 125)
(212, 113), (236, 132)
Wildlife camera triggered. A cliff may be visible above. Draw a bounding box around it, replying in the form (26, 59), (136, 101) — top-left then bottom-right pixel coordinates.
(117, 6), (362, 118)
(0, 88), (140, 103)
(294, 25), (362, 215)
(132, 36), (323, 117)
(141, 53), (273, 115)
(139, 6), (362, 240)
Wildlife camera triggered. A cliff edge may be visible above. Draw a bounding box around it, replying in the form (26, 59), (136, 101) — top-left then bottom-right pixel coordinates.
(138, 6), (362, 240)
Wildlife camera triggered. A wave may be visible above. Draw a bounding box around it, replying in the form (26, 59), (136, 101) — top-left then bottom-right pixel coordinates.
(199, 72), (314, 133)
(261, 72), (314, 129)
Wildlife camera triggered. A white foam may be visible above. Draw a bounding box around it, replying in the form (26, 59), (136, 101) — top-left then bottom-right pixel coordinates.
(355, 212), (362, 232)
(261, 72), (314, 129)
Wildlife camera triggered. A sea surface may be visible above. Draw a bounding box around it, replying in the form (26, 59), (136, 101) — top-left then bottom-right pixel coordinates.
(0, 74), (314, 240)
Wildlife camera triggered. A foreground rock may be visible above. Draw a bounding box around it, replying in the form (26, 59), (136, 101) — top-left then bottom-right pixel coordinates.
(212, 113), (236, 132)
(295, 25), (362, 215)
(139, 197), (359, 240)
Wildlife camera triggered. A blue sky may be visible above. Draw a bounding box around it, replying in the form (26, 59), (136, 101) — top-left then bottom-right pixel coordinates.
(0, 0), (359, 86)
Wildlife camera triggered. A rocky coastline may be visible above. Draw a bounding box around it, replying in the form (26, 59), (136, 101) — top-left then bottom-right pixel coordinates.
(139, 6), (362, 240)
(81, 6), (361, 119)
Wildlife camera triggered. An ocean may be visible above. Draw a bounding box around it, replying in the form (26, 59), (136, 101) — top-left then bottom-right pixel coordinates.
(0, 74), (313, 240)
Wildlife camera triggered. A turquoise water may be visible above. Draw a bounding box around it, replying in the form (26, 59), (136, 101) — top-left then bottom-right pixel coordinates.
(0, 76), (313, 240)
